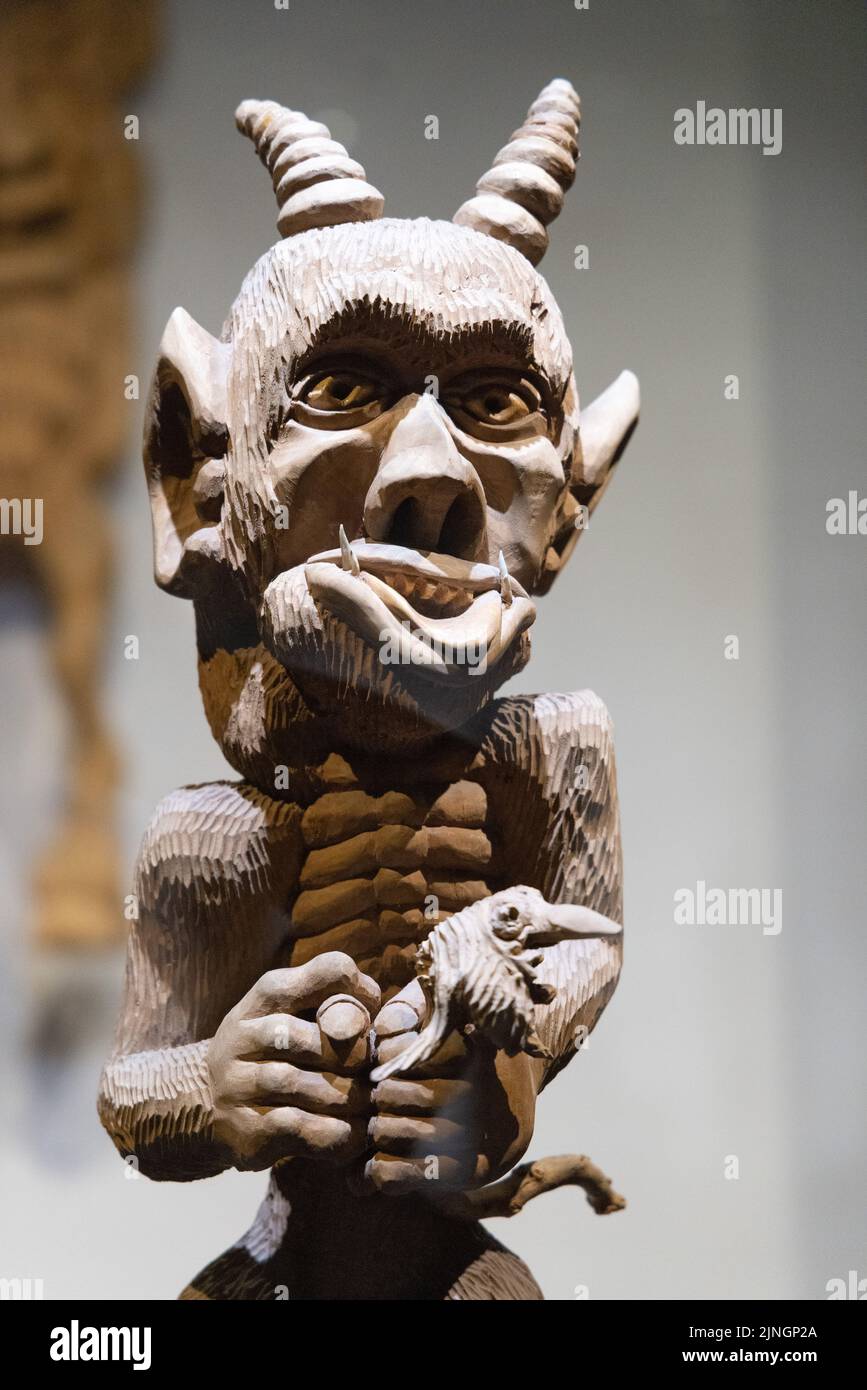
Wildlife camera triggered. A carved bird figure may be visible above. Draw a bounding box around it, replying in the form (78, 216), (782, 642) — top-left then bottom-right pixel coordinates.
(370, 887), (621, 1082)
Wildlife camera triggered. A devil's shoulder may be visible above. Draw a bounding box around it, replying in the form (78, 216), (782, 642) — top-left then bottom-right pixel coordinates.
(476, 687), (615, 769)
(134, 781), (303, 927)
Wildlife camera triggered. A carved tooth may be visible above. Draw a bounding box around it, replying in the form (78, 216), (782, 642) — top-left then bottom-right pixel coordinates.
(339, 524), (361, 576)
(437, 583), (462, 608)
(498, 551), (513, 607)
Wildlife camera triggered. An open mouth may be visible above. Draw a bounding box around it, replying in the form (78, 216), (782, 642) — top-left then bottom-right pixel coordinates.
(301, 534), (536, 678)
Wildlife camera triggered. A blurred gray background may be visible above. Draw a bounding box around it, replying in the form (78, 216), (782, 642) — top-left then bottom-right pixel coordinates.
(1, 0), (864, 1299)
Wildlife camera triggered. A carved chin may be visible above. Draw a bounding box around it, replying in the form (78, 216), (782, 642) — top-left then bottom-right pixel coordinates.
(259, 544), (535, 741)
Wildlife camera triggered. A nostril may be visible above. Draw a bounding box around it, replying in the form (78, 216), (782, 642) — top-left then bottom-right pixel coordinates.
(381, 488), (485, 557)
(437, 494), (484, 558)
(387, 497), (423, 550)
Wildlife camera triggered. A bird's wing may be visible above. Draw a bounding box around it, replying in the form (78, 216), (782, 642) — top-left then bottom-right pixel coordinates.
(479, 690), (624, 1085)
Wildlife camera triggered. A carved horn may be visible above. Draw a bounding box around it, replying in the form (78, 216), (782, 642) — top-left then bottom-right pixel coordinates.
(235, 99), (384, 238)
(453, 78), (581, 265)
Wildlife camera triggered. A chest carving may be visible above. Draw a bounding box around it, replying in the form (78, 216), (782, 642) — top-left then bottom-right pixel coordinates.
(287, 779), (493, 990)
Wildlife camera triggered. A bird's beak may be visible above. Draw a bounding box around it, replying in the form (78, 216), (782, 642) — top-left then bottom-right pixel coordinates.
(524, 904), (623, 947)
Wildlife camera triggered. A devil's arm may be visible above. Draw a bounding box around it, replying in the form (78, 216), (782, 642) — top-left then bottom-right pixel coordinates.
(98, 782), (301, 1180)
(482, 689), (623, 1085)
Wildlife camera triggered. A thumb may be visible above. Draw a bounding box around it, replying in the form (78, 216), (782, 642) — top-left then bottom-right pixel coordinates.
(372, 977), (427, 1039)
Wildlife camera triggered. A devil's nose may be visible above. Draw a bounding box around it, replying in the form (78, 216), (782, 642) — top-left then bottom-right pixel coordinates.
(363, 395), (487, 558)
(364, 458), (486, 556)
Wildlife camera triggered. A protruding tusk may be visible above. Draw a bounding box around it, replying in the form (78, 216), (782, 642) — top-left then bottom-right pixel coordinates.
(339, 523), (361, 576)
(498, 550), (513, 607)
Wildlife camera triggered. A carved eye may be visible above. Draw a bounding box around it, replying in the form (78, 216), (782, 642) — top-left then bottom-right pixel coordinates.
(297, 367), (391, 424)
(464, 385), (532, 424)
(442, 373), (547, 435)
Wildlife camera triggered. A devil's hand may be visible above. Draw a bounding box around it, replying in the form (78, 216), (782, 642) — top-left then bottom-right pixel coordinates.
(365, 978), (540, 1194)
(209, 953), (381, 1172)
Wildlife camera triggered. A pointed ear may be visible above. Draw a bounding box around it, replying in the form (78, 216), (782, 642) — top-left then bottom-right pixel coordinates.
(143, 307), (231, 597)
(537, 369), (639, 594)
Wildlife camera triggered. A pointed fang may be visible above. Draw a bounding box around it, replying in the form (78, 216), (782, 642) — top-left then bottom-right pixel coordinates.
(339, 524), (361, 576)
(498, 550), (513, 607)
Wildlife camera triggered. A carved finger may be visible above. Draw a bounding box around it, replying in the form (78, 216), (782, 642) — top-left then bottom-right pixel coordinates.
(248, 953), (381, 1018)
(367, 1113), (466, 1154)
(371, 1076), (472, 1116)
(362, 1152), (471, 1193)
(372, 978), (428, 1037)
(236, 1013), (369, 1072)
(375, 1027), (468, 1077)
(317, 994), (371, 1043)
(255, 1107), (368, 1165)
(232, 1060), (368, 1115)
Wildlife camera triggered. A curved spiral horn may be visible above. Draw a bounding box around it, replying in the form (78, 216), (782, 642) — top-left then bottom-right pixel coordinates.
(235, 99), (384, 238)
(453, 78), (581, 265)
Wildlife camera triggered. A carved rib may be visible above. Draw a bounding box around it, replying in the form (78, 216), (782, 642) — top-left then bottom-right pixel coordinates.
(453, 78), (581, 265)
(235, 99), (384, 237)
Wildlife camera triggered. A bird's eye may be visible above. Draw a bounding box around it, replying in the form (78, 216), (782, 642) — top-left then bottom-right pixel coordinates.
(442, 373), (547, 435)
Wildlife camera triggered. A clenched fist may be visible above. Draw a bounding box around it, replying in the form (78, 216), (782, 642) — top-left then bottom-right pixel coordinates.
(365, 978), (541, 1194)
(208, 952), (380, 1172)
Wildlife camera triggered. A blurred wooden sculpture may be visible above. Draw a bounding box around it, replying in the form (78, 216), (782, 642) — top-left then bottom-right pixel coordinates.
(100, 79), (638, 1299)
(0, 0), (158, 947)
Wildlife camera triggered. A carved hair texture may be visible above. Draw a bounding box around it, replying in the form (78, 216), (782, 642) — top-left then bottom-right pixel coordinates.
(235, 99), (385, 237)
(453, 79), (581, 265)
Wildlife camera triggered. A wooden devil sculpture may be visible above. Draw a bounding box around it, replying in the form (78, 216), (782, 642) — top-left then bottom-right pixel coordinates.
(99, 80), (639, 1300)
